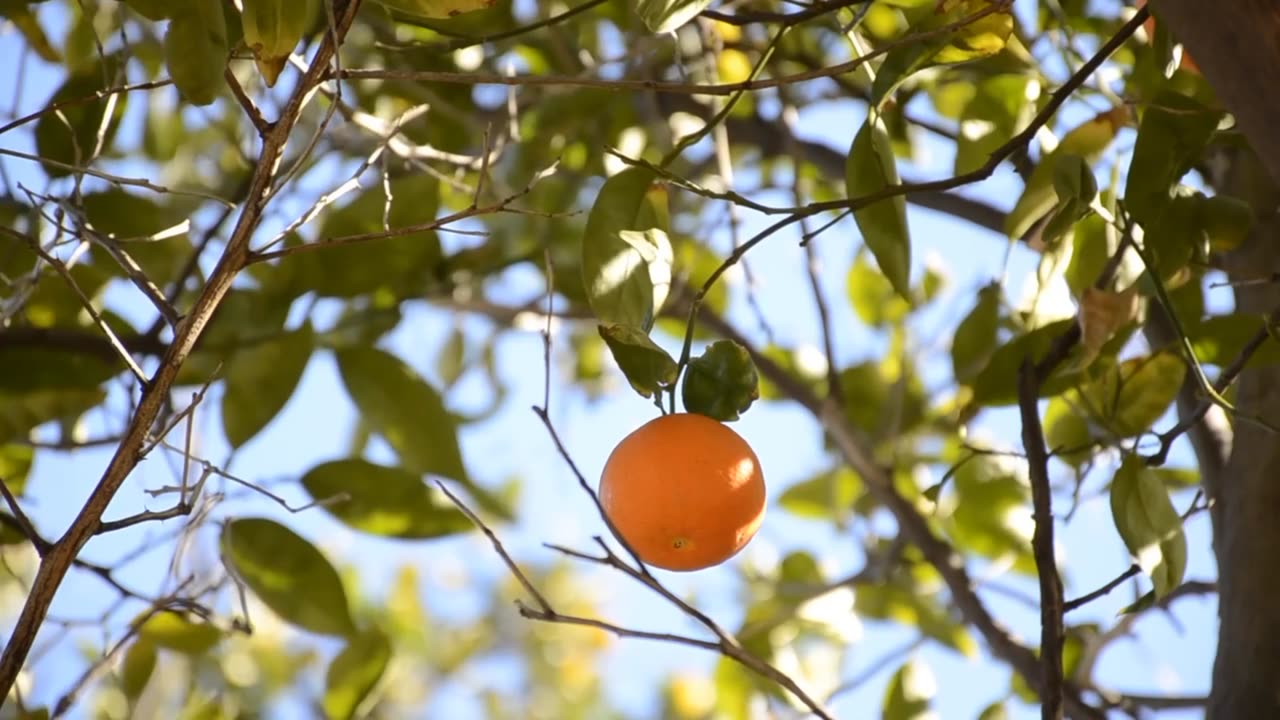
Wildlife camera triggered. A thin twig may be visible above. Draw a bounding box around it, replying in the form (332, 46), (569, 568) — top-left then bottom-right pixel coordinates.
(0, 0), (366, 699)
(433, 480), (554, 614)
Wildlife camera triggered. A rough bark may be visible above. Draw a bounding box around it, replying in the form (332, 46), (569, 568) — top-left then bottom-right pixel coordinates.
(1209, 149), (1280, 718)
(1157, 0), (1280, 185)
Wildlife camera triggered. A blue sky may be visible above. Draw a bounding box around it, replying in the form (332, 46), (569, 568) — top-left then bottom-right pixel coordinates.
(0, 1), (1220, 717)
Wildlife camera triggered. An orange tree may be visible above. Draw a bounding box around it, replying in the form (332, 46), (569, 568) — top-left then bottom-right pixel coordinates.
(0, 0), (1278, 717)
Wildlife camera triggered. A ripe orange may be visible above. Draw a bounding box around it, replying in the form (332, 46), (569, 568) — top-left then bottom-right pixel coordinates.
(599, 413), (766, 572)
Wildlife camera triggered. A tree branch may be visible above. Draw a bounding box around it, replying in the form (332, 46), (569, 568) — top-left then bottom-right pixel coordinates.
(0, 0), (366, 702)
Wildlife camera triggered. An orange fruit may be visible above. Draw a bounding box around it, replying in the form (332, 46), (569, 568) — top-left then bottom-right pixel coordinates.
(599, 413), (766, 572)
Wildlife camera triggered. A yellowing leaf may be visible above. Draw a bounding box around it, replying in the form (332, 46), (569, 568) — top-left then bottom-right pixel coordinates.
(1078, 287), (1139, 366)
(1077, 351), (1182, 438)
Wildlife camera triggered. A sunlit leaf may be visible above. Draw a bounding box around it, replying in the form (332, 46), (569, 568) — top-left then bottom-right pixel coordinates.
(1109, 455), (1187, 598)
(882, 657), (935, 720)
(636, 0), (712, 33)
(968, 319), (1080, 407)
(872, 1), (1013, 105)
(1077, 351), (1183, 438)
(221, 323), (314, 448)
(323, 626), (392, 720)
(847, 114), (911, 299)
(137, 611), (223, 655)
(300, 459), (472, 539)
(221, 517), (356, 636)
(1006, 108), (1126, 239)
(778, 468), (864, 522)
(848, 250), (911, 327)
(582, 169), (672, 330)
(119, 638), (156, 700)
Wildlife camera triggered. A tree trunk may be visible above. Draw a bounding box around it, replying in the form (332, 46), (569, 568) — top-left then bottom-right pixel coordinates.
(1157, 0), (1280, 184)
(1210, 149), (1280, 718)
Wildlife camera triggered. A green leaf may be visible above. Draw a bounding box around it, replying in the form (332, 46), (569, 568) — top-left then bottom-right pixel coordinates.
(221, 517), (356, 636)
(0, 444), (34, 496)
(165, 0), (228, 106)
(582, 169), (672, 331)
(1076, 351), (1183, 437)
(847, 115), (911, 299)
(838, 361), (927, 440)
(82, 189), (191, 284)
(871, 1), (1013, 105)
(882, 657), (935, 720)
(969, 319), (1082, 407)
(680, 340), (759, 421)
(598, 323), (678, 398)
(1043, 396), (1093, 467)
(848, 250), (911, 327)
(137, 611), (223, 655)
(1199, 194), (1253, 253)
(946, 455), (1034, 574)
(1109, 456), (1188, 598)
(300, 459), (472, 539)
(301, 175), (443, 298)
(778, 468), (863, 522)
(120, 639), (157, 700)
(636, 0), (712, 33)
(955, 74), (1033, 175)
(1187, 315), (1280, 367)
(951, 282), (1001, 384)
(0, 344), (120, 393)
(335, 347), (468, 484)
(436, 328), (467, 390)
(0, 388), (106, 444)
(323, 626), (392, 720)
(1124, 89), (1223, 224)
(34, 56), (128, 177)
(221, 323), (314, 448)
(1006, 108), (1125, 239)
(856, 576), (977, 657)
